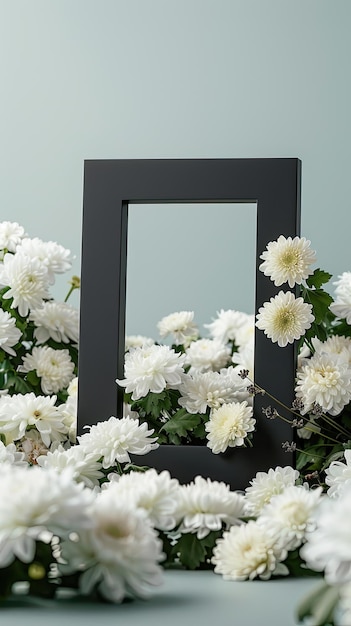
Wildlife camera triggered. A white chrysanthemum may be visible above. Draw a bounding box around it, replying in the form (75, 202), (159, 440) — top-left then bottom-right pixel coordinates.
(0, 309), (22, 356)
(78, 416), (158, 468)
(178, 370), (241, 414)
(0, 440), (27, 466)
(19, 346), (75, 395)
(0, 464), (94, 567)
(125, 335), (154, 351)
(0, 392), (68, 446)
(325, 449), (351, 498)
(175, 475), (246, 539)
(258, 485), (323, 551)
(259, 235), (316, 288)
(37, 445), (104, 489)
(300, 485), (351, 584)
(212, 520), (289, 581)
(330, 272), (351, 324)
(0, 221), (26, 252)
(312, 335), (351, 367)
(59, 490), (164, 603)
(205, 401), (255, 453)
(0, 252), (50, 317)
(185, 338), (231, 373)
(295, 352), (351, 416)
(157, 311), (199, 346)
(17, 237), (72, 282)
(30, 301), (79, 344)
(204, 309), (252, 345)
(103, 469), (180, 530)
(244, 466), (299, 516)
(117, 344), (186, 401)
(256, 290), (314, 347)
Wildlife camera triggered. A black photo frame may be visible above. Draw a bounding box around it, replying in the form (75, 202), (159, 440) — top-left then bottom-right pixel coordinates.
(78, 158), (301, 490)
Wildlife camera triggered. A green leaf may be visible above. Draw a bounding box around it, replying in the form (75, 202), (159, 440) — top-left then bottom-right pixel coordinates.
(304, 288), (333, 325)
(26, 370), (40, 386)
(172, 534), (207, 569)
(142, 392), (173, 419)
(160, 410), (201, 438)
(306, 268), (332, 289)
(13, 376), (34, 394)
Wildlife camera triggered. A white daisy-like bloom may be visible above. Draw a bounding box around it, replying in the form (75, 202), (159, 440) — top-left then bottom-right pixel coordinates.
(37, 445), (104, 489)
(295, 352), (351, 416)
(19, 345), (75, 395)
(185, 338), (231, 373)
(259, 235), (316, 288)
(157, 311), (199, 346)
(103, 469), (180, 530)
(0, 221), (26, 253)
(0, 309), (22, 356)
(17, 237), (72, 283)
(125, 335), (154, 351)
(330, 272), (351, 324)
(325, 449), (351, 498)
(0, 392), (68, 447)
(300, 484), (351, 584)
(59, 489), (164, 603)
(244, 466), (299, 517)
(204, 309), (252, 345)
(117, 344), (186, 401)
(30, 301), (79, 345)
(256, 290), (314, 347)
(175, 475), (246, 539)
(0, 464), (94, 567)
(205, 401), (255, 453)
(0, 252), (50, 317)
(212, 520), (289, 581)
(258, 484), (323, 551)
(178, 370), (242, 414)
(77, 416), (158, 468)
(0, 440), (27, 466)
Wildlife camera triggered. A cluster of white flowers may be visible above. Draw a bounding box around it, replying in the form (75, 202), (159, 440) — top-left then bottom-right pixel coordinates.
(212, 465), (322, 582)
(0, 221), (79, 411)
(256, 235), (316, 346)
(123, 307), (255, 453)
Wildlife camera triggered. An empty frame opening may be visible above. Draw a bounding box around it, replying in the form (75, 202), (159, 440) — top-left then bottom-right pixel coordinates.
(126, 202), (257, 341)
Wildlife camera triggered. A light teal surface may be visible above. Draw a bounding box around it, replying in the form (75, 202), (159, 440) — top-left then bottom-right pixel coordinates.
(0, 1), (350, 335)
(2, 571), (319, 626)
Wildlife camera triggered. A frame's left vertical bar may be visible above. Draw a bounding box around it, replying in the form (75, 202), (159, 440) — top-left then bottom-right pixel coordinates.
(77, 161), (128, 433)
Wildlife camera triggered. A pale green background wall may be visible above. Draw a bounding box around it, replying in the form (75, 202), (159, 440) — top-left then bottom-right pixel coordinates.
(0, 0), (350, 338)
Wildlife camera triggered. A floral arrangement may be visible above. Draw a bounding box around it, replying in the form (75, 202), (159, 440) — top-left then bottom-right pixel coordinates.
(1, 221), (351, 624)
